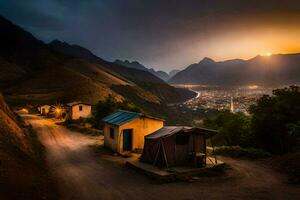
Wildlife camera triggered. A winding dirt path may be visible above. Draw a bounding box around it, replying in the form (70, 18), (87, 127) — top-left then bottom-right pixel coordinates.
(24, 114), (299, 200)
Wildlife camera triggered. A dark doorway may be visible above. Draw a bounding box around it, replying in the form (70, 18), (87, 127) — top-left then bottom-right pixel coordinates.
(175, 134), (190, 165)
(123, 129), (133, 151)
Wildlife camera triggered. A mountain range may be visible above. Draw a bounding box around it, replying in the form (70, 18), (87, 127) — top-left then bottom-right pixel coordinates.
(169, 55), (300, 86)
(0, 16), (195, 122)
(114, 59), (178, 81)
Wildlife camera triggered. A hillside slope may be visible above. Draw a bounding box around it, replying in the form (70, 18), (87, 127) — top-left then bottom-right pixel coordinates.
(0, 94), (58, 200)
(48, 39), (195, 104)
(169, 55), (300, 86)
(0, 16), (195, 122)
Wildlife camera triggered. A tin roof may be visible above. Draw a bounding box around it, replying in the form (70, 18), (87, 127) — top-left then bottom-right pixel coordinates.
(102, 110), (164, 126)
(145, 126), (219, 139)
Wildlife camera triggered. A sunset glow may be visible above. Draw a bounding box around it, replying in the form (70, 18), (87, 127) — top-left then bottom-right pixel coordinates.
(3, 1), (300, 70)
(261, 52), (272, 57)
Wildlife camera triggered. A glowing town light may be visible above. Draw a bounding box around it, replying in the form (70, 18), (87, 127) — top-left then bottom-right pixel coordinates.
(248, 85), (258, 89)
(55, 108), (62, 114)
(20, 108), (29, 113)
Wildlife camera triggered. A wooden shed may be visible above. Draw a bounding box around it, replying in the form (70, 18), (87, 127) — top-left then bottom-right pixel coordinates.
(140, 126), (218, 168)
(103, 110), (164, 154)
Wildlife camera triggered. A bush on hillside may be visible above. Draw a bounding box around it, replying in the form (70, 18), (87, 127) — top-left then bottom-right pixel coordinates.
(249, 86), (300, 154)
(90, 95), (142, 129)
(214, 146), (271, 159)
(204, 111), (255, 147)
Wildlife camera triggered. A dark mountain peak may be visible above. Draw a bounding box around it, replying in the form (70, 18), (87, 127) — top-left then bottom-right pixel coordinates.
(199, 57), (215, 64)
(169, 69), (180, 78)
(124, 60), (130, 63)
(49, 39), (63, 45)
(49, 40), (89, 52)
(114, 59), (148, 71)
(148, 68), (155, 72)
(131, 60), (142, 65)
(48, 39), (107, 64)
(169, 52), (300, 86)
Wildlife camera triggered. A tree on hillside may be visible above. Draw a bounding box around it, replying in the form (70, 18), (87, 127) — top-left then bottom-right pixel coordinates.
(91, 95), (142, 128)
(204, 111), (253, 147)
(249, 86), (300, 154)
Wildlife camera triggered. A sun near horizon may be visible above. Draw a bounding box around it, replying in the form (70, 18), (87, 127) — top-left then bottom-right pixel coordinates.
(260, 52), (272, 57)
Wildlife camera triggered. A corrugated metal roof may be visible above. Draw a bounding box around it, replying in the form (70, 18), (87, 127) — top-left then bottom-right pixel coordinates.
(145, 126), (219, 139)
(145, 126), (187, 139)
(102, 110), (142, 126)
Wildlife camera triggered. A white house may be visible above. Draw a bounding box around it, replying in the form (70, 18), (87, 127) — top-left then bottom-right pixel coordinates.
(39, 105), (51, 115)
(67, 102), (92, 120)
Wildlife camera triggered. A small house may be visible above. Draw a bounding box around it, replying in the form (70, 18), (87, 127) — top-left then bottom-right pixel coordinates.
(140, 126), (218, 168)
(39, 105), (51, 115)
(103, 110), (164, 154)
(67, 102), (92, 120)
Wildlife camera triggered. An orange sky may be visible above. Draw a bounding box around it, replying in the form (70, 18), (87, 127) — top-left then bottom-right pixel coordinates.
(2, 0), (300, 71)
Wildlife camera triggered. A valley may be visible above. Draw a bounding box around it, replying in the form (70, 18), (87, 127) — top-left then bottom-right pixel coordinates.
(177, 85), (276, 114)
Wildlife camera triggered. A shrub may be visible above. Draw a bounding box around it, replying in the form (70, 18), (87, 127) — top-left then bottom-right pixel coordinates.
(90, 95), (143, 129)
(204, 111), (255, 147)
(214, 146), (271, 159)
(250, 86), (300, 154)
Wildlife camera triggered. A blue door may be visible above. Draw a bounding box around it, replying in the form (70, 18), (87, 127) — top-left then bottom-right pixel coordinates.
(123, 129), (133, 151)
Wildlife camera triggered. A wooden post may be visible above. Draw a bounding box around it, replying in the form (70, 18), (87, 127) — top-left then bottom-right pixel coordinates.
(153, 141), (161, 167)
(161, 139), (169, 168)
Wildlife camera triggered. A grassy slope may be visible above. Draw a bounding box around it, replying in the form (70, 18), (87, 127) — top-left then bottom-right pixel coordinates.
(5, 59), (127, 105)
(48, 40), (196, 104)
(0, 94), (58, 200)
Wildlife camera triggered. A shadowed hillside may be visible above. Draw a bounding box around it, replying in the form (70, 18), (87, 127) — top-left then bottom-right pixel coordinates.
(47, 39), (196, 104)
(0, 16), (195, 122)
(0, 94), (58, 200)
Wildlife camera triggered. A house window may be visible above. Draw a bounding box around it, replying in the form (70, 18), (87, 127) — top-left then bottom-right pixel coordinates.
(176, 135), (189, 145)
(79, 105), (83, 111)
(110, 128), (114, 139)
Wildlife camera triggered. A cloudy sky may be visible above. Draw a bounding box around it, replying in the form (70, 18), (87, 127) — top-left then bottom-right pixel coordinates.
(1, 0), (300, 71)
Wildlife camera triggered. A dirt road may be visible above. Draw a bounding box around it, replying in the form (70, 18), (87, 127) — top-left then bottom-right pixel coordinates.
(24, 114), (299, 200)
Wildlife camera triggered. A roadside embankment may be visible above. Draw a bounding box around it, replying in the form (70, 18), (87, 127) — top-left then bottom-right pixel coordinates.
(0, 94), (58, 200)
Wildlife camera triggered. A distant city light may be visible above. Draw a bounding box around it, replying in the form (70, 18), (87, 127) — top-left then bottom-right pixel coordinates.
(248, 85), (259, 89)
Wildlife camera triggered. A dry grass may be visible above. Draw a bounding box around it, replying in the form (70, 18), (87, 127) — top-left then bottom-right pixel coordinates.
(0, 94), (58, 200)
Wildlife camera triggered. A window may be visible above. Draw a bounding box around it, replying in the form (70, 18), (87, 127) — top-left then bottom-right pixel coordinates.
(176, 135), (189, 145)
(79, 105), (83, 111)
(110, 128), (114, 139)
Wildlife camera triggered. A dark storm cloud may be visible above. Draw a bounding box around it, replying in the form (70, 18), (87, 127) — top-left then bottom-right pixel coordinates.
(0, 0), (64, 30)
(1, 0), (300, 71)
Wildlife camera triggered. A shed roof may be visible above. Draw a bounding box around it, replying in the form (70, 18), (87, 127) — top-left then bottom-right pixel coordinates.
(145, 126), (219, 139)
(102, 110), (164, 126)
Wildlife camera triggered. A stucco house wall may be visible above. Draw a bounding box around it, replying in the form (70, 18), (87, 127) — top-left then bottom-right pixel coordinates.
(104, 117), (164, 153)
(40, 105), (50, 115)
(70, 104), (91, 120)
(104, 123), (120, 152)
